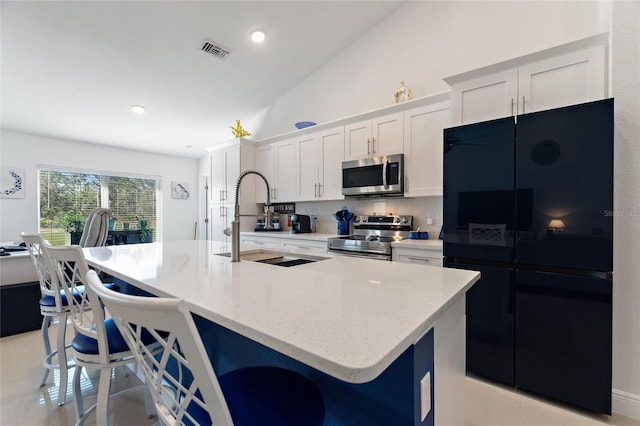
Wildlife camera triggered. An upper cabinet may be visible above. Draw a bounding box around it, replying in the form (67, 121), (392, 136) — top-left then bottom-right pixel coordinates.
(296, 127), (345, 201)
(273, 139), (298, 202)
(255, 139), (298, 203)
(208, 139), (256, 242)
(403, 101), (450, 197)
(209, 140), (255, 205)
(255, 144), (274, 204)
(445, 34), (608, 126)
(344, 112), (403, 160)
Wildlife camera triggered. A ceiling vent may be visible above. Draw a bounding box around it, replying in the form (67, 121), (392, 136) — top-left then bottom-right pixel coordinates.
(200, 39), (231, 60)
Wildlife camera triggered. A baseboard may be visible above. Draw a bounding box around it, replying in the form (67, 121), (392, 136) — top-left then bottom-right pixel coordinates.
(612, 388), (640, 420)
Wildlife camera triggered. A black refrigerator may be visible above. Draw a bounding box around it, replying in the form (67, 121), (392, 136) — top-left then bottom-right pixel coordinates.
(443, 98), (613, 414)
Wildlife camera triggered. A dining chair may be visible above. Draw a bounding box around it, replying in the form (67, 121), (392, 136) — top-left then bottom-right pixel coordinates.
(43, 243), (154, 425)
(21, 233), (74, 406)
(85, 269), (326, 426)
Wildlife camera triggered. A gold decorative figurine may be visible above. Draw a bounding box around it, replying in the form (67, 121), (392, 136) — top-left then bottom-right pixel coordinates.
(392, 81), (413, 104)
(230, 120), (251, 138)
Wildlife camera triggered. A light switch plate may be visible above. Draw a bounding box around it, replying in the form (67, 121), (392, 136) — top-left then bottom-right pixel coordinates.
(420, 371), (431, 421)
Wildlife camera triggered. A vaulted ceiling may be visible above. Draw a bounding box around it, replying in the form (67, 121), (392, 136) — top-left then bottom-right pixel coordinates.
(1, 1), (403, 159)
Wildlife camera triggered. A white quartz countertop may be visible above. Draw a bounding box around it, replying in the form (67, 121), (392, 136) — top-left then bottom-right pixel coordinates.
(83, 240), (478, 383)
(241, 231), (338, 241)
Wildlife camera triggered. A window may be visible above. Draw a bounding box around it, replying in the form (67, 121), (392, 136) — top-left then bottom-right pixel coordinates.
(39, 168), (158, 245)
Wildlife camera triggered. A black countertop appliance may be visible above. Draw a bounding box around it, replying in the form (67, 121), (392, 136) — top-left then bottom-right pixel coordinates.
(290, 214), (312, 234)
(443, 99), (613, 414)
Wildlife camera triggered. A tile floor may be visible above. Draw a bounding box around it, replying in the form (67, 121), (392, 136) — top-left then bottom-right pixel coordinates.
(1, 325), (639, 426)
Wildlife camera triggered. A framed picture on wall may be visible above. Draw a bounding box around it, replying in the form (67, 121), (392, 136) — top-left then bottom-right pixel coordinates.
(1, 167), (25, 199)
(171, 181), (190, 200)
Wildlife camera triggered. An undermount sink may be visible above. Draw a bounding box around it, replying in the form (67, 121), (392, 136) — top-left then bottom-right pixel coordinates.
(216, 249), (328, 267)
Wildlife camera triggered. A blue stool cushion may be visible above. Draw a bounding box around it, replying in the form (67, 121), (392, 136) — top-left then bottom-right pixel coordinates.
(72, 318), (129, 355)
(39, 283), (120, 308)
(72, 315), (154, 356)
(187, 366), (325, 426)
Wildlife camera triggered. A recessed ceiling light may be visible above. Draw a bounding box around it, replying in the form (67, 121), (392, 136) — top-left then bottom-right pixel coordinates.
(131, 105), (145, 114)
(250, 30), (266, 43)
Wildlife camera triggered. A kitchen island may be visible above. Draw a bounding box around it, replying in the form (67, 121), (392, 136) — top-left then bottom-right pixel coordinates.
(83, 240), (479, 425)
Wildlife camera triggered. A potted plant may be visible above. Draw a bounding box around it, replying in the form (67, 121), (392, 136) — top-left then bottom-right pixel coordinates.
(61, 211), (85, 244)
(136, 216), (152, 243)
(62, 211), (85, 233)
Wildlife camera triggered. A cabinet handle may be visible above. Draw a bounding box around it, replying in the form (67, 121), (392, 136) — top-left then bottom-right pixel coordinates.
(219, 206), (225, 217)
(251, 240), (264, 245)
(371, 137), (376, 154)
(511, 98), (514, 116)
(273, 188), (277, 200)
(318, 183), (322, 196)
(314, 183), (318, 197)
(219, 189), (224, 202)
(367, 138), (371, 156)
(222, 189), (227, 201)
(295, 245), (309, 249)
(407, 257), (430, 262)
(522, 96), (525, 114)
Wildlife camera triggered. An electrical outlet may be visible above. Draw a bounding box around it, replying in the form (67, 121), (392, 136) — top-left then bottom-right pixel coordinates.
(420, 371), (431, 421)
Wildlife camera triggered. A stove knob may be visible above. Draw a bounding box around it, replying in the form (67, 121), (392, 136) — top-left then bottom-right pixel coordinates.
(362, 216), (367, 222)
(354, 216), (361, 223)
(394, 216), (401, 223)
(402, 217), (409, 224)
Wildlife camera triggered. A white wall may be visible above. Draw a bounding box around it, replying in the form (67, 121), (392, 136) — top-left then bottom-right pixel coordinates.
(0, 130), (199, 243)
(611, 0), (640, 419)
(254, 1), (609, 139)
(295, 197), (442, 236)
(254, 0), (640, 418)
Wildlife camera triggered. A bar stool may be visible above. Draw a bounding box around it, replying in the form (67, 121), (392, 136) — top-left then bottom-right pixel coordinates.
(43, 243), (154, 425)
(21, 233), (74, 406)
(86, 270), (326, 426)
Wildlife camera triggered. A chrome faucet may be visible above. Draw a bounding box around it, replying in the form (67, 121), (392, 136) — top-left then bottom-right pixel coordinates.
(227, 170), (272, 262)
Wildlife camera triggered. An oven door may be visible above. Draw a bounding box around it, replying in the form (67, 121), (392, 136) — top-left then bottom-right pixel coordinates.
(342, 154), (403, 196)
(327, 237), (392, 261)
(328, 249), (391, 261)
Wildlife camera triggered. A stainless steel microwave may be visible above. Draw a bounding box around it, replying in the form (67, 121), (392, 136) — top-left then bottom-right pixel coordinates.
(342, 154), (404, 197)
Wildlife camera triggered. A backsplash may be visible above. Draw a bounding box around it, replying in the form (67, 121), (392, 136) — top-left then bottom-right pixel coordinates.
(292, 197), (443, 238)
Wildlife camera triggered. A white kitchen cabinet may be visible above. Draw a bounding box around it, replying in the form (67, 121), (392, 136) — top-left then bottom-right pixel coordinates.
(297, 133), (320, 201)
(344, 112), (403, 160)
(448, 69), (518, 125)
(208, 139), (256, 242)
(281, 238), (327, 255)
(273, 139), (298, 202)
(517, 45), (606, 115)
(210, 205), (232, 243)
(297, 127), (345, 201)
(209, 144), (237, 203)
(318, 127), (345, 200)
(209, 139), (255, 205)
(392, 246), (443, 267)
(255, 144), (274, 204)
(240, 234), (281, 249)
(403, 101), (450, 197)
(446, 35), (608, 125)
(256, 138), (300, 203)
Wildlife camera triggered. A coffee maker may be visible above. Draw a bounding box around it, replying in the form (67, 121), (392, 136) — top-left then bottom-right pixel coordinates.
(290, 214), (312, 234)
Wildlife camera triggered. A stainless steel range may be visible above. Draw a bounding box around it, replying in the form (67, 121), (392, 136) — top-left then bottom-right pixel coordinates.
(327, 214), (413, 260)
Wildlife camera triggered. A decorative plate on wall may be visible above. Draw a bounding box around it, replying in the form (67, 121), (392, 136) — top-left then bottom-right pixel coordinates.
(1, 167), (25, 199)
